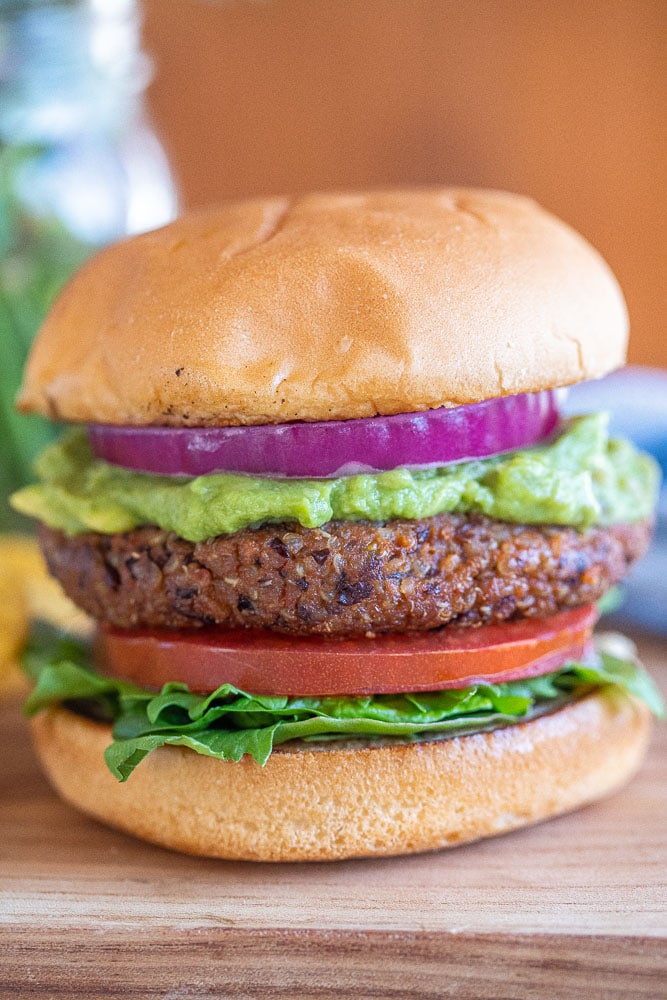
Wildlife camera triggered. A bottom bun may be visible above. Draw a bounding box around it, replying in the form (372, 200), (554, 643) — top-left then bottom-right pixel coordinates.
(31, 692), (651, 861)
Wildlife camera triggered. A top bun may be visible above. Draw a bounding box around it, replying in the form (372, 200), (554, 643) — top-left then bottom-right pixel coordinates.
(18, 188), (628, 426)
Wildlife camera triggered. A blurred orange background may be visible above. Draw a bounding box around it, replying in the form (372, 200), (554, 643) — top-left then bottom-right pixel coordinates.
(143, 0), (665, 368)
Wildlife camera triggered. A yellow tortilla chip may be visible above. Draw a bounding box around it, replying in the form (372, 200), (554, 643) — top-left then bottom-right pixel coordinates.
(0, 535), (91, 694)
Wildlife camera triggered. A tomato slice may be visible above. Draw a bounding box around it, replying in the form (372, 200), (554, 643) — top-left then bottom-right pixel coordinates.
(97, 605), (598, 697)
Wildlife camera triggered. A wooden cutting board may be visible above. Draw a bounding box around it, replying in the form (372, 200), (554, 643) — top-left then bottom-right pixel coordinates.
(2, 635), (666, 1000)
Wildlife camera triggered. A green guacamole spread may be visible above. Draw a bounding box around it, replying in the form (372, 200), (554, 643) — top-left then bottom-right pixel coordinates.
(11, 414), (659, 542)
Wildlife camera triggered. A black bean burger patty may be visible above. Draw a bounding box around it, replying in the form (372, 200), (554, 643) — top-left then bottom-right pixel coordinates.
(39, 515), (651, 636)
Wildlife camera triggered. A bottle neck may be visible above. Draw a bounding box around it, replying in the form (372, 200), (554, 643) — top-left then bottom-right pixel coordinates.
(0, 0), (151, 144)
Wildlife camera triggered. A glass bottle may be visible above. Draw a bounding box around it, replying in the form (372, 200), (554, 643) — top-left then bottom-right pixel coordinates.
(0, 0), (178, 530)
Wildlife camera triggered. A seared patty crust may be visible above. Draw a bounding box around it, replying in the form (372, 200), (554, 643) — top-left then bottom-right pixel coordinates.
(39, 515), (651, 636)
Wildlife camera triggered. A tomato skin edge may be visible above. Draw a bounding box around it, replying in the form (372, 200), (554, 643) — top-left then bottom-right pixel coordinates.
(97, 606), (598, 697)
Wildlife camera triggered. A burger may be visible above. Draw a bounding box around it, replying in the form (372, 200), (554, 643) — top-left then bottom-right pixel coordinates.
(12, 188), (662, 861)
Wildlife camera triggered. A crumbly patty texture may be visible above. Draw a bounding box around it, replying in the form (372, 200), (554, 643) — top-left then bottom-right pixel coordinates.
(39, 515), (651, 636)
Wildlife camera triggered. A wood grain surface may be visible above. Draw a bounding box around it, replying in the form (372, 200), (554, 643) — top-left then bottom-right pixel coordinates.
(2, 635), (666, 999)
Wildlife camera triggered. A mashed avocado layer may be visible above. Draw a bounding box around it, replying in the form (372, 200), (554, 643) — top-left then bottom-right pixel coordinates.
(11, 414), (659, 542)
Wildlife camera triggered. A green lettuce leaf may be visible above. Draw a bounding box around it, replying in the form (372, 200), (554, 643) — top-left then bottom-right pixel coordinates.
(21, 621), (664, 781)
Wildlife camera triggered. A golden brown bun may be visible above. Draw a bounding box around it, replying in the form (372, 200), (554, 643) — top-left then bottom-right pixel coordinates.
(19, 189), (627, 426)
(31, 692), (650, 861)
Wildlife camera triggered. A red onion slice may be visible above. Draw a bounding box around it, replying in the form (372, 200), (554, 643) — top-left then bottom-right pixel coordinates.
(88, 390), (560, 479)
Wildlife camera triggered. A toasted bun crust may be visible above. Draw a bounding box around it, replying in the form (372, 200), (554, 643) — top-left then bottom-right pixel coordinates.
(19, 189), (627, 426)
(31, 692), (651, 861)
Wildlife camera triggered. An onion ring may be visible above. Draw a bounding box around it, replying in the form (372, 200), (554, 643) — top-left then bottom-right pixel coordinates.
(88, 390), (560, 479)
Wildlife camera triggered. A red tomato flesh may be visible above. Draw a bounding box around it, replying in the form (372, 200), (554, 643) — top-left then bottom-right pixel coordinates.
(97, 605), (598, 697)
